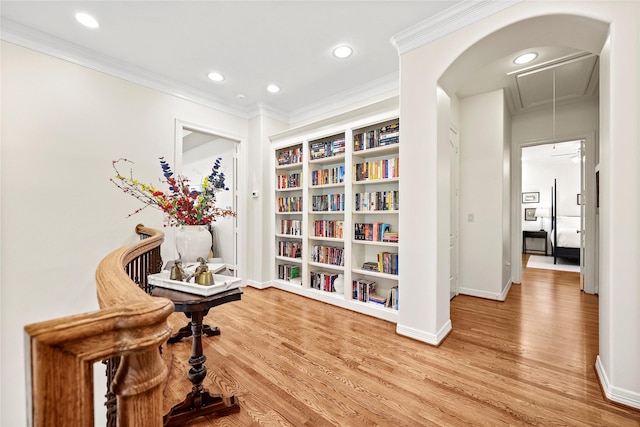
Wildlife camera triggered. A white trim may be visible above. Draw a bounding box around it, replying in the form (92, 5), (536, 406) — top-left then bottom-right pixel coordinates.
(1, 18), (397, 126)
(245, 281), (271, 290)
(288, 73), (399, 126)
(173, 119), (247, 285)
(512, 132), (597, 293)
(247, 102), (290, 124)
(596, 356), (640, 410)
(390, 0), (522, 55)
(457, 284), (511, 301)
(396, 320), (452, 346)
(1, 18), (251, 119)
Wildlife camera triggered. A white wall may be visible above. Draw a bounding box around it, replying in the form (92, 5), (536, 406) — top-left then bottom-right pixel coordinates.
(399, 0), (639, 409)
(0, 41), (250, 426)
(522, 151), (580, 217)
(458, 89), (510, 300)
(597, 8), (639, 404)
(502, 94), (512, 291)
(246, 114), (288, 287)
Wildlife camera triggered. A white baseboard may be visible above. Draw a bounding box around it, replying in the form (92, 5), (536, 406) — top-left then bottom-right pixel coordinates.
(458, 283), (511, 301)
(500, 280), (512, 301)
(245, 280), (271, 289)
(396, 319), (452, 346)
(595, 356), (640, 409)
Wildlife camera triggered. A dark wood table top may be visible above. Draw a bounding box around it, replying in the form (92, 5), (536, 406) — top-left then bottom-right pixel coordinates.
(151, 286), (243, 313)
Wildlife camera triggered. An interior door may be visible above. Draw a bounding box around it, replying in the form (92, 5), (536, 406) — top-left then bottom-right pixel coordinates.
(449, 128), (459, 299)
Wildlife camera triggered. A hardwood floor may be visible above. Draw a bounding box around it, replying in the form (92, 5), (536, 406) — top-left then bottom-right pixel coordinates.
(161, 263), (640, 426)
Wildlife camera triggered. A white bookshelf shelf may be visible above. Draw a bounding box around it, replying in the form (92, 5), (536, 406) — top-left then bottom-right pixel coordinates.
(352, 268), (399, 281)
(276, 233), (302, 239)
(352, 240), (398, 248)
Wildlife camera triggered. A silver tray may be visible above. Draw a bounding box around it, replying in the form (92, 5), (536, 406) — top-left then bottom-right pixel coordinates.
(148, 270), (240, 296)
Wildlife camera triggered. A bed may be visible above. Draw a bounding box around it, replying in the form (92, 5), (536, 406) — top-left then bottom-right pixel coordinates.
(551, 216), (581, 263)
(551, 179), (581, 264)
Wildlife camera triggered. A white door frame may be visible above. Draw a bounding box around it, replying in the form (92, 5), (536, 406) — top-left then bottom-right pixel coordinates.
(174, 119), (247, 281)
(511, 132), (597, 294)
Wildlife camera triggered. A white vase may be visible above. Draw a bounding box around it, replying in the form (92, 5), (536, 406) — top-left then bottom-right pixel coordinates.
(334, 274), (344, 294)
(175, 225), (212, 263)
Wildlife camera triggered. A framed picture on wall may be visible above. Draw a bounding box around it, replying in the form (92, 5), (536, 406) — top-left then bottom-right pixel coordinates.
(522, 192), (539, 203)
(524, 208), (537, 221)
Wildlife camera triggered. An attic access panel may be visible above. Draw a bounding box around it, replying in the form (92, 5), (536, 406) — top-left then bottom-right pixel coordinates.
(512, 54), (598, 111)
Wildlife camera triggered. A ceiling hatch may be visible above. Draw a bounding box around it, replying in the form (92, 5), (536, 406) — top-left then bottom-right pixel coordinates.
(508, 52), (599, 113)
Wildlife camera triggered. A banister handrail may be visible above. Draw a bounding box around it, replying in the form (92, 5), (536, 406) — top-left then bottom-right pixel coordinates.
(25, 225), (173, 427)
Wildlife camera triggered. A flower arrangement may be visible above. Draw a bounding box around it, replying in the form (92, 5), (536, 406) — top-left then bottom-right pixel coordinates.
(111, 157), (236, 226)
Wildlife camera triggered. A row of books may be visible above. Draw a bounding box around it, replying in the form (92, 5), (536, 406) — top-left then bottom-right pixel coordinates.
(277, 146), (303, 166)
(310, 137), (346, 160)
(277, 196), (303, 212)
(277, 240), (301, 258)
(311, 193), (345, 212)
(378, 123), (400, 146)
(313, 220), (344, 239)
(354, 191), (399, 211)
(382, 231), (398, 243)
(354, 158), (399, 182)
(378, 252), (398, 275)
(279, 219), (302, 236)
(352, 280), (398, 309)
(311, 245), (344, 266)
(278, 264), (300, 281)
(361, 251), (398, 275)
(352, 279), (376, 302)
(311, 165), (345, 186)
(387, 286), (399, 310)
(310, 271), (339, 292)
(354, 222), (391, 242)
(353, 122), (399, 152)
(276, 172), (301, 189)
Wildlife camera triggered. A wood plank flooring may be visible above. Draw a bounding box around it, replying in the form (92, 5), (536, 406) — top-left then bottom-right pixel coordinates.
(161, 261), (640, 426)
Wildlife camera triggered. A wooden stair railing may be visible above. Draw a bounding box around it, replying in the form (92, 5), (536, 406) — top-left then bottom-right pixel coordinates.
(25, 225), (173, 427)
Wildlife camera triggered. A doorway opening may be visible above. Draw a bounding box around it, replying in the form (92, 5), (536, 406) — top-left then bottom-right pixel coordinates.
(175, 120), (244, 281)
(521, 140), (583, 275)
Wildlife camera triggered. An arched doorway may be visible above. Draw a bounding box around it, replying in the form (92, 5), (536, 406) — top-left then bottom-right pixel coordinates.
(437, 14), (607, 298)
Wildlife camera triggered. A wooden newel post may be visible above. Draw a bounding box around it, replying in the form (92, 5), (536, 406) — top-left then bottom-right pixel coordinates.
(112, 351), (168, 427)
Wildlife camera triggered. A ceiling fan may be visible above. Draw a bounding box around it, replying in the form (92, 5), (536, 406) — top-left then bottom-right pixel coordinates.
(549, 143), (581, 159)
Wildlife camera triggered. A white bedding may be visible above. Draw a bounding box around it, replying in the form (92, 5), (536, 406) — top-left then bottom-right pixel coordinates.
(551, 216), (581, 248)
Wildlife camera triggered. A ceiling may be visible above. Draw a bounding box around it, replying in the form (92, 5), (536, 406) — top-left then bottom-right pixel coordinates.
(522, 140), (582, 162)
(1, 1), (598, 122)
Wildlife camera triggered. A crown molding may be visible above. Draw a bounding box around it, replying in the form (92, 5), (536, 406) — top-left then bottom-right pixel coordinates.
(2, 12), (440, 128)
(1, 18), (253, 119)
(288, 72), (399, 127)
(247, 102), (290, 124)
(390, 0), (522, 56)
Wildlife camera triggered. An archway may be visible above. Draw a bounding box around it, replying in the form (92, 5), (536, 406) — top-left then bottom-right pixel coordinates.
(437, 14), (607, 297)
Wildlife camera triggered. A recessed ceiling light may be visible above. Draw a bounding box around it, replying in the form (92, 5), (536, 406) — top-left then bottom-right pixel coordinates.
(514, 52), (537, 65)
(333, 45), (353, 59)
(236, 94), (246, 99)
(75, 12), (99, 29)
(207, 72), (224, 82)
(267, 84), (280, 93)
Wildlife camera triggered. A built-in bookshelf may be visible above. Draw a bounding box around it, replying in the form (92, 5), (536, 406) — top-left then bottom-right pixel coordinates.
(271, 113), (399, 323)
(350, 118), (399, 315)
(275, 143), (304, 284)
(308, 133), (346, 303)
